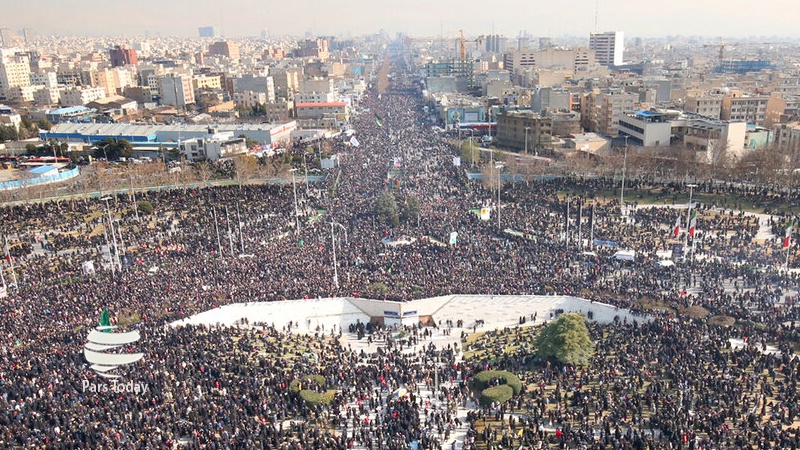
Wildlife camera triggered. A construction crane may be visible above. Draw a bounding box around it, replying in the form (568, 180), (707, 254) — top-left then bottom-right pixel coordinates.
(702, 42), (728, 66)
(405, 30), (482, 65)
(703, 41), (775, 65)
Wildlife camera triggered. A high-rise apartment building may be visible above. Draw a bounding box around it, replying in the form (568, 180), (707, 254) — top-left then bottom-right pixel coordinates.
(483, 35), (508, 54)
(208, 41), (240, 60)
(160, 74), (195, 108)
(589, 31), (624, 67)
(0, 49), (31, 101)
(109, 45), (138, 67)
(198, 26), (218, 38)
(297, 39), (330, 60)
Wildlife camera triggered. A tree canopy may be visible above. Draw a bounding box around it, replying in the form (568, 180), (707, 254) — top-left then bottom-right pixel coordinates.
(375, 190), (399, 226)
(93, 138), (132, 161)
(535, 312), (595, 367)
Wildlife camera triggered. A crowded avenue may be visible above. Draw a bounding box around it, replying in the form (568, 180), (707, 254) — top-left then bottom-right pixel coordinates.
(1, 54), (800, 449)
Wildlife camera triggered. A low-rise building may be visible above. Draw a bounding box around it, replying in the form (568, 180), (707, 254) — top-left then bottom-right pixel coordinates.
(618, 110), (677, 147)
(295, 102), (348, 129)
(495, 110), (552, 153)
(45, 105), (95, 123)
(178, 129), (247, 161)
(60, 86), (106, 105)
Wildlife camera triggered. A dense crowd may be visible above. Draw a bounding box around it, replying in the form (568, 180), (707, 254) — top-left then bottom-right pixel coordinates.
(0, 56), (797, 449)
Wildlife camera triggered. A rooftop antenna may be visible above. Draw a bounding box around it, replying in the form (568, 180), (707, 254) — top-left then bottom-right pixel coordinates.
(594, 0), (599, 32)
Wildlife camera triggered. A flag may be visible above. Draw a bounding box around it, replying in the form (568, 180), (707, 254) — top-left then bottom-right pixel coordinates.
(375, 114), (383, 127)
(99, 308), (111, 330)
(393, 157), (402, 168)
(3, 238), (10, 265)
(785, 218), (794, 248)
(673, 215), (681, 237)
(688, 210), (697, 238)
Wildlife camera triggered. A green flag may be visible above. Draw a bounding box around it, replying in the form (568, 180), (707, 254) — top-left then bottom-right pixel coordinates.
(99, 307), (111, 329)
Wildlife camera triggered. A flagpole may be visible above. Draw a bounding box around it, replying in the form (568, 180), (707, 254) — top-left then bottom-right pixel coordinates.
(786, 242), (791, 273)
(589, 200), (595, 251)
(785, 217), (794, 272)
(4, 236), (16, 289)
(0, 242), (6, 291)
(225, 205), (234, 255)
(565, 196), (570, 247)
(684, 184), (697, 260)
(577, 199), (583, 250)
(212, 207), (223, 256)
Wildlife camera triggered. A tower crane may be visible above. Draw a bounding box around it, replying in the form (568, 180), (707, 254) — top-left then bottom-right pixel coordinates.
(405, 30), (482, 66)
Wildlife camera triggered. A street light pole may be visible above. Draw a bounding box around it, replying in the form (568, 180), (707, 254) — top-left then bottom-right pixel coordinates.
(620, 135), (629, 216)
(289, 169), (300, 234)
(330, 222), (342, 290)
(496, 162), (503, 231)
(524, 126), (530, 155)
(101, 196), (121, 272)
(684, 183), (697, 259)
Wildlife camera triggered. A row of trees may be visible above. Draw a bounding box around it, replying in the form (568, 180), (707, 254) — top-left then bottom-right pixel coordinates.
(0, 117), (52, 143)
(374, 190), (420, 226)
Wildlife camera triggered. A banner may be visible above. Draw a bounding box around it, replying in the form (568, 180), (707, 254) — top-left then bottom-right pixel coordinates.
(449, 231), (458, 245)
(453, 156), (461, 167)
(349, 136), (360, 147)
(82, 260), (95, 275)
(480, 207), (490, 221)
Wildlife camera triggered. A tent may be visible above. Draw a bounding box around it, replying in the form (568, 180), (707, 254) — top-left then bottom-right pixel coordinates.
(611, 250), (636, 261)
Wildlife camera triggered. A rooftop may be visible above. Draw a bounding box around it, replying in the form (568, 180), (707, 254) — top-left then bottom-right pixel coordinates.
(48, 105), (91, 115)
(295, 102), (347, 108)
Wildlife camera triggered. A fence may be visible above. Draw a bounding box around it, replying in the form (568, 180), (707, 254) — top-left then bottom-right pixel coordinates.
(0, 167), (80, 191)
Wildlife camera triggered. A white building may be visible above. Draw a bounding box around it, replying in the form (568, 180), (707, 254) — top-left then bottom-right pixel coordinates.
(60, 86), (106, 105)
(0, 49), (31, 101)
(295, 91), (336, 103)
(160, 74), (195, 107)
(178, 129), (248, 161)
(33, 87), (60, 105)
(589, 31), (624, 67)
(618, 110), (675, 147)
(232, 74), (275, 103)
(233, 91), (268, 109)
(29, 71), (58, 89)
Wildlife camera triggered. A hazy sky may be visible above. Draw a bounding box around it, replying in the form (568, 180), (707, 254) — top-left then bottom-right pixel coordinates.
(5, 0), (799, 39)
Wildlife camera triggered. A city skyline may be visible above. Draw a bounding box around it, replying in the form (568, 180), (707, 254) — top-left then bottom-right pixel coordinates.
(4, 0), (799, 40)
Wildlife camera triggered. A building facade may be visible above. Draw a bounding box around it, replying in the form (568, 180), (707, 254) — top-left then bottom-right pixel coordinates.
(160, 74), (195, 108)
(617, 110), (675, 147)
(109, 45), (138, 67)
(495, 110), (553, 152)
(208, 41), (241, 60)
(589, 31), (624, 67)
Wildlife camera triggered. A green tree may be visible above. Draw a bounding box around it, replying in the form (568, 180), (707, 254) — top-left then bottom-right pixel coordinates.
(93, 138), (132, 161)
(137, 201), (154, 215)
(400, 195), (420, 224)
(0, 125), (18, 142)
(36, 117), (53, 131)
(375, 190), (399, 226)
(535, 312), (595, 367)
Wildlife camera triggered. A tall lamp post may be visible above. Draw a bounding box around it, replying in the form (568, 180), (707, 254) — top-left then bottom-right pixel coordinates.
(288, 168), (300, 234)
(620, 135), (629, 217)
(524, 126), (530, 155)
(684, 183), (697, 260)
(100, 196), (121, 272)
(330, 222), (347, 289)
(495, 162), (504, 231)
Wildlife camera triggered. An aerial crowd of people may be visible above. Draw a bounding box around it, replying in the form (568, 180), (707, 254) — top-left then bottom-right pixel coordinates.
(0, 55), (798, 449)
